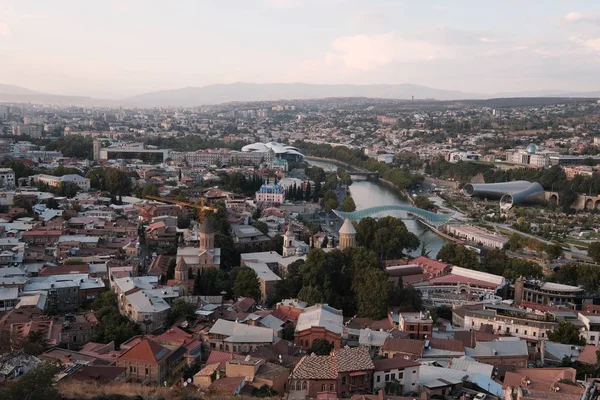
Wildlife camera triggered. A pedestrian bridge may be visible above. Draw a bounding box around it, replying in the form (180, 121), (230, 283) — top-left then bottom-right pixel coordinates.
(333, 205), (455, 226)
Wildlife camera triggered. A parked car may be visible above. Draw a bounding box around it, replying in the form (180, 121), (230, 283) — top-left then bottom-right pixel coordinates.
(474, 393), (486, 400)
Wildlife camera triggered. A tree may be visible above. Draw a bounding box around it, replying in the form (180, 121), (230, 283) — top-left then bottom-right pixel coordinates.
(3, 363), (59, 400)
(252, 384), (278, 397)
(547, 321), (586, 346)
(437, 243), (478, 269)
(356, 216), (420, 260)
(413, 195), (434, 211)
(430, 305), (453, 322)
(92, 291), (141, 348)
(22, 331), (48, 356)
(308, 338), (334, 355)
(543, 243), (564, 261)
(59, 181), (80, 198)
(385, 380), (404, 396)
(45, 197), (59, 209)
(233, 267), (261, 300)
(136, 182), (160, 198)
(389, 284), (422, 311)
(341, 195), (357, 212)
(165, 257), (176, 281)
(297, 285), (323, 305)
(282, 323), (295, 341)
(168, 298), (197, 325)
(588, 242), (600, 263)
(253, 221), (269, 234)
(353, 268), (391, 319)
(320, 189), (338, 212)
(104, 168), (132, 196)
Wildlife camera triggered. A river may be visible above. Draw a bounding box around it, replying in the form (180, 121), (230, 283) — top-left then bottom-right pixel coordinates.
(307, 159), (449, 258)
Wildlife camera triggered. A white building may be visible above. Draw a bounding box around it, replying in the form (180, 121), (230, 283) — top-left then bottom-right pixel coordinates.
(0, 168), (16, 188)
(255, 182), (284, 204)
(373, 358), (420, 393)
(31, 174), (91, 191)
(444, 224), (508, 249)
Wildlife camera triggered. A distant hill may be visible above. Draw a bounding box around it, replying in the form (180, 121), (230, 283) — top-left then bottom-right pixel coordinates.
(1, 82), (599, 108)
(0, 83), (42, 96)
(0, 84), (114, 106)
(122, 82), (485, 107)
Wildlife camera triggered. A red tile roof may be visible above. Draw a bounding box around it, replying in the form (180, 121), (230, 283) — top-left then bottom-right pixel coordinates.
(233, 297), (255, 313)
(205, 350), (243, 369)
(69, 365), (126, 382)
(577, 346), (598, 365)
(209, 376), (244, 394)
(118, 338), (170, 364)
(429, 274), (498, 289)
(291, 347), (374, 380)
(381, 338), (425, 357)
(154, 325), (193, 344)
(412, 256), (449, 273)
(373, 357), (421, 371)
(429, 338), (465, 353)
(39, 264), (88, 276)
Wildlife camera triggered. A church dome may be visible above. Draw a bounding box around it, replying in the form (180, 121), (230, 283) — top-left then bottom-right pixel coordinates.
(526, 143), (537, 154)
(339, 218), (356, 235)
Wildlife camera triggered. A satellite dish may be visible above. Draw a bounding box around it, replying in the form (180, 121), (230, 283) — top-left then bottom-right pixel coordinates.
(187, 378), (192, 383)
(183, 382), (188, 387)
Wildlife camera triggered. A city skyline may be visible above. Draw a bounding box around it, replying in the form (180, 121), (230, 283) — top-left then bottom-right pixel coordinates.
(1, 0), (600, 98)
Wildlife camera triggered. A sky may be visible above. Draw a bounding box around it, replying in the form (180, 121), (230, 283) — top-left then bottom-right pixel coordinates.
(1, 0), (600, 98)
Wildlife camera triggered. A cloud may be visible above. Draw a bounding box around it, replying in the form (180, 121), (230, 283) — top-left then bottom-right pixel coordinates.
(563, 12), (600, 24)
(571, 35), (600, 53)
(111, 1), (129, 14)
(0, 23), (11, 37)
(267, 0), (300, 8)
(330, 32), (452, 71)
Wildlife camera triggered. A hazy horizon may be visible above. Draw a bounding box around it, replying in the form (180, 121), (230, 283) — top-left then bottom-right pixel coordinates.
(1, 0), (600, 98)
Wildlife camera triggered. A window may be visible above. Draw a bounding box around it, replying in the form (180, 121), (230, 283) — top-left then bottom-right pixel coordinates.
(541, 333), (545, 338)
(422, 326), (428, 331)
(322, 384), (327, 391)
(533, 331), (536, 337)
(342, 376), (346, 385)
(330, 384), (335, 391)
(524, 330), (528, 336)
(302, 381), (307, 390)
(592, 336), (596, 342)
(399, 371), (404, 380)
(385, 374), (390, 382)
(145, 368), (149, 375)
(410, 325), (415, 330)
(377, 375), (381, 383)
(391, 373), (396, 380)
(515, 329), (519, 334)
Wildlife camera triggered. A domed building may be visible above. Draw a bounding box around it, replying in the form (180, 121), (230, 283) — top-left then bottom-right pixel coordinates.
(526, 143), (537, 154)
(241, 141), (304, 162)
(338, 218), (356, 249)
(176, 217), (221, 271)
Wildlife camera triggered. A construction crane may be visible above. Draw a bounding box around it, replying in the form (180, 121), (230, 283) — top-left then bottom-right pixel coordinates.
(145, 195), (216, 222)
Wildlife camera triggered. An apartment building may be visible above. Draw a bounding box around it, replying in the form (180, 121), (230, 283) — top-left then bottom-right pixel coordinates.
(31, 174), (91, 191)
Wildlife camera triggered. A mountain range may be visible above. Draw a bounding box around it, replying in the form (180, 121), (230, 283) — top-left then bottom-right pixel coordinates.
(1, 82), (599, 108)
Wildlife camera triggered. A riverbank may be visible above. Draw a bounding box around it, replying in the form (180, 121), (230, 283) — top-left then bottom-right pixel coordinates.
(307, 159), (450, 256)
(306, 156), (408, 200)
(305, 155), (366, 172)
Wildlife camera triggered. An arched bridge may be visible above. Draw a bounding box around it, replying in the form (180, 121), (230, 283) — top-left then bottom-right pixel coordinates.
(333, 205), (455, 226)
